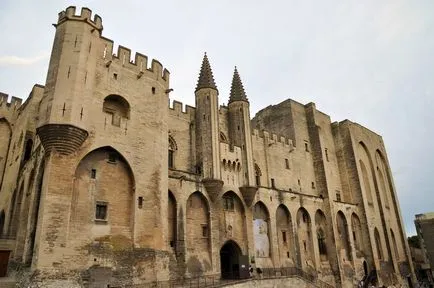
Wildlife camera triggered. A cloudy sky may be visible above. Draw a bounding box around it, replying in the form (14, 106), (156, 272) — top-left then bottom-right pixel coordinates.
(0, 0), (433, 235)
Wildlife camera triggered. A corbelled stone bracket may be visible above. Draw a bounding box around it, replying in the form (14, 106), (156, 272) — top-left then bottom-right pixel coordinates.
(239, 186), (258, 207)
(202, 178), (224, 203)
(37, 124), (89, 155)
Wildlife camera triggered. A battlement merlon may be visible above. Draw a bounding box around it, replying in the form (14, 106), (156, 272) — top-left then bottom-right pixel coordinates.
(0, 93), (22, 109)
(168, 100), (196, 119)
(251, 128), (293, 147)
(58, 6), (103, 32)
(101, 40), (170, 82)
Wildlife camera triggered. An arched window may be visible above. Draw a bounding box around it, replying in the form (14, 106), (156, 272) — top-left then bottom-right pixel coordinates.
(253, 202), (270, 258)
(103, 95), (130, 127)
(168, 136), (177, 169)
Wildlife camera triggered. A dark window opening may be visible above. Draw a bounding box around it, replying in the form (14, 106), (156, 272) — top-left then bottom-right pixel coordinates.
(285, 158), (290, 169)
(95, 202), (107, 220)
(311, 182), (315, 189)
(223, 196), (235, 211)
(298, 179), (301, 186)
(318, 230), (327, 255)
(113, 73), (118, 80)
(325, 148), (329, 162)
(302, 213), (308, 223)
(138, 196), (143, 209)
(336, 192), (341, 202)
(108, 152), (117, 163)
(305, 142), (309, 152)
(202, 225), (208, 237)
(282, 231), (287, 243)
(170, 240), (174, 247)
(168, 150), (174, 168)
(91, 169), (96, 179)
(23, 139), (33, 162)
(287, 252), (290, 258)
(271, 178), (275, 189)
(256, 175), (261, 186)
(303, 241), (307, 251)
(152, 87), (156, 94)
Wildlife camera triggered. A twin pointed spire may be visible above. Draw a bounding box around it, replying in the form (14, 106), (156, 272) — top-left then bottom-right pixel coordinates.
(195, 53), (248, 103)
(195, 53), (218, 92)
(229, 66), (248, 103)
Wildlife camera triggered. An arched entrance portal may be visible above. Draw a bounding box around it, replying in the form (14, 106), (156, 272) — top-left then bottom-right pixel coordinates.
(220, 240), (247, 279)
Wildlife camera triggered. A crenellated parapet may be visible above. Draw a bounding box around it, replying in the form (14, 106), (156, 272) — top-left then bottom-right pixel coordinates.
(57, 6), (102, 31)
(101, 41), (170, 83)
(252, 128), (293, 148)
(168, 100), (195, 119)
(0, 93), (22, 121)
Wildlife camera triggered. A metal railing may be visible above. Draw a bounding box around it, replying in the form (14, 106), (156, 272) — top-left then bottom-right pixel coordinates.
(124, 267), (334, 288)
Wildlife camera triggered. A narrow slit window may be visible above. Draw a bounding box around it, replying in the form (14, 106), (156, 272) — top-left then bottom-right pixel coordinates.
(285, 158), (290, 169)
(91, 169), (96, 179)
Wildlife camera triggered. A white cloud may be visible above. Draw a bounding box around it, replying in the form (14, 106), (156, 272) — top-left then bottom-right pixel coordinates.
(0, 52), (49, 66)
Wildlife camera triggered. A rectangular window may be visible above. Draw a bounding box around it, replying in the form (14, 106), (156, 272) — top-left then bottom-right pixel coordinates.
(325, 148), (329, 162)
(282, 231), (287, 243)
(336, 192), (341, 202)
(271, 178), (276, 189)
(287, 251), (290, 258)
(168, 150), (174, 169)
(223, 197), (234, 211)
(91, 169), (96, 179)
(311, 182), (315, 189)
(305, 142), (309, 152)
(285, 158), (290, 169)
(138, 196), (143, 209)
(256, 175), (261, 186)
(95, 202), (107, 220)
(202, 225), (208, 237)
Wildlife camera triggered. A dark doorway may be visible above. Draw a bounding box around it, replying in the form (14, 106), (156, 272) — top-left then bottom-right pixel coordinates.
(220, 240), (242, 279)
(0, 251), (10, 277)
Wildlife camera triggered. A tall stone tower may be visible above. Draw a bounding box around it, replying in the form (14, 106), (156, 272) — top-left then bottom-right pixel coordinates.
(228, 68), (255, 186)
(37, 7), (102, 152)
(195, 54), (223, 201)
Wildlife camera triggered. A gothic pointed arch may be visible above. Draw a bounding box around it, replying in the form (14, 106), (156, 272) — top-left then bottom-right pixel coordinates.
(336, 211), (352, 261)
(296, 207), (315, 270)
(276, 204), (294, 265)
(221, 191), (246, 248)
(186, 191), (211, 275)
(374, 227), (383, 260)
(253, 201), (271, 259)
(358, 142), (376, 205)
(71, 146), (135, 240)
(351, 213), (365, 255)
(315, 209), (328, 262)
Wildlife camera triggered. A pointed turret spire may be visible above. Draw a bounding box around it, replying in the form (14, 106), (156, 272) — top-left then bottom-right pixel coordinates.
(229, 66), (248, 103)
(195, 53), (218, 92)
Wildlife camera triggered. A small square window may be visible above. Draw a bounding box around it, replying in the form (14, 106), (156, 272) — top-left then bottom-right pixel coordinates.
(202, 225), (208, 237)
(95, 202), (107, 221)
(91, 169), (96, 179)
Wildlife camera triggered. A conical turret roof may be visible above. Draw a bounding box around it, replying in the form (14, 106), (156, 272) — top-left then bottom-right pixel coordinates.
(195, 53), (218, 92)
(229, 67), (248, 103)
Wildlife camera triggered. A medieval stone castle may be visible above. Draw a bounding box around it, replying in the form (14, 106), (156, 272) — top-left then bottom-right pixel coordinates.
(0, 6), (415, 287)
